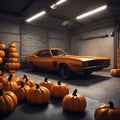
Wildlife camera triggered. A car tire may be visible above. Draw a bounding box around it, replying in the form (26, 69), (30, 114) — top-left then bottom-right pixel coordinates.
(60, 64), (73, 79)
(29, 62), (36, 72)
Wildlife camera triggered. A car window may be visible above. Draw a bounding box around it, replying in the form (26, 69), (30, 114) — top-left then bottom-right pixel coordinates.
(37, 50), (51, 57)
(51, 50), (69, 56)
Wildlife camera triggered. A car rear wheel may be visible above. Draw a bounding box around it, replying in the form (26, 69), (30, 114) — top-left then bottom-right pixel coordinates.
(60, 64), (72, 79)
(29, 62), (36, 72)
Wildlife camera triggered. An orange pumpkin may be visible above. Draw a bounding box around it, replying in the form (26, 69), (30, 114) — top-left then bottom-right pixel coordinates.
(0, 42), (6, 50)
(0, 88), (18, 115)
(110, 68), (120, 77)
(62, 89), (87, 112)
(0, 57), (2, 64)
(0, 82), (2, 88)
(40, 77), (54, 92)
(27, 84), (50, 105)
(0, 71), (8, 84)
(4, 62), (21, 70)
(51, 81), (69, 98)
(9, 42), (16, 48)
(21, 74), (35, 87)
(0, 50), (5, 58)
(94, 102), (120, 120)
(9, 47), (17, 52)
(8, 52), (19, 58)
(14, 82), (30, 102)
(7, 58), (19, 63)
(3, 74), (18, 91)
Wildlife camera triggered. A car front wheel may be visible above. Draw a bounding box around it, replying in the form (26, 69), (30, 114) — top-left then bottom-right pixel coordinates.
(60, 64), (73, 79)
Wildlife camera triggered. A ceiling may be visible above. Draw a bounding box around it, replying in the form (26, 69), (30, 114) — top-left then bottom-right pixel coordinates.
(0, 0), (120, 30)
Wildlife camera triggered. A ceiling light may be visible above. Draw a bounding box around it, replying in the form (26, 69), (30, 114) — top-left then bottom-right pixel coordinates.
(26, 11), (46, 22)
(76, 5), (107, 20)
(50, 0), (67, 9)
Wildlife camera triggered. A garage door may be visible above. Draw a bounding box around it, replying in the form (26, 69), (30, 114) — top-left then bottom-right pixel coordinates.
(20, 25), (48, 62)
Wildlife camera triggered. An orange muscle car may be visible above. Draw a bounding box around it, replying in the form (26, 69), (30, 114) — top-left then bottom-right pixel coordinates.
(25, 48), (110, 79)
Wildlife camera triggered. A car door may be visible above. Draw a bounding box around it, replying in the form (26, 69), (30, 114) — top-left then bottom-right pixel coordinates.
(36, 50), (53, 70)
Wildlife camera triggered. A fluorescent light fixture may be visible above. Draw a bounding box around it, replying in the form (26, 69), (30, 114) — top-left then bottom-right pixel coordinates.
(76, 5), (107, 20)
(26, 10), (46, 22)
(50, 0), (67, 9)
(56, 0), (67, 5)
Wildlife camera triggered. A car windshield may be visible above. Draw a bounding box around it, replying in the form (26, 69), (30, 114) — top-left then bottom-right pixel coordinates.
(51, 49), (69, 56)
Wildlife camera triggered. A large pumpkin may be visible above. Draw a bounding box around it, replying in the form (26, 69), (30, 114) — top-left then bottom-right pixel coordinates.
(94, 102), (120, 120)
(39, 77), (54, 92)
(0, 88), (18, 115)
(27, 84), (50, 105)
(62, 89), (87, 112)
(14, 82), (30, 102)
(51, 81), (69, 98)
(3, 74), (18, 91)
(110, 68), (120, 77)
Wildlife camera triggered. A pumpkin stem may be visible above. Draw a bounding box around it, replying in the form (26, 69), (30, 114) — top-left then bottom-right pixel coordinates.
(20, 82), (24, 88)
(58, 81), (61, 85)
(72, 89), (77, 96)
(23, 74), (28, 82)
(8, 74), (13, 81)
(36, 84), (39, 89)
(109, 102), (115, 109)
(44, 77), (48, 82)
(0, 88), (4, 96)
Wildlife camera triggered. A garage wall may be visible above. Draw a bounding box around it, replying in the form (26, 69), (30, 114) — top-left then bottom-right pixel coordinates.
(48, 31), (70, 51)
(0, 22), (20, 56)
(70, 26), (114, 69)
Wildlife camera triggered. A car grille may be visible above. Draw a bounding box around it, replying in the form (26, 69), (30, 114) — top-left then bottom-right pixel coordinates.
(83, 60), (110, 67)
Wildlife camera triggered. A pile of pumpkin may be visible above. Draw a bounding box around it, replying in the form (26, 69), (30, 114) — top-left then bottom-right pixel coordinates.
(0, 42), (20, 73)
(0, 72), (120, 120)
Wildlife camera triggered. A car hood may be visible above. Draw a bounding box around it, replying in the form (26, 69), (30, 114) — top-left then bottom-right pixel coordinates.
(58, 55), (109, 61)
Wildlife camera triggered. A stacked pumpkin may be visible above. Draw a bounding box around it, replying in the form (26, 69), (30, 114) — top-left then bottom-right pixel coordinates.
(4, 42), (20, 73)
(0, 42), (6, 64)
(110, 48), (120, 77)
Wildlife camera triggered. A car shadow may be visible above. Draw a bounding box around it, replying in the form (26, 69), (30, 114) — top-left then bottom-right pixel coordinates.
(18, 68), (111, 86)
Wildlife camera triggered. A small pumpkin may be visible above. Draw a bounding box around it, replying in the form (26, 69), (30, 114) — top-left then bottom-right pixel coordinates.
(9, 47), (17, 52)
(51, 81), (69, 98)
(0, 71), (8, 84)
(0, 50), (5, 58)
(110, 68), (120, 77)
(0, 82), (2, 88)
(94, 102), (120, 120)
(8, 52), (19, 58)
(0, 57), (2, 64)
(14, 82), (30, 102)
(0, 42), (6, 50)
(7, 58), (19, 63)
(4, 62), (21, 70)
(21, 74), (35, 87)
(62, 89), (87, 112)
(3, 74), (18, 91)
(0, 88), (18, 115)
(27, 84), (50, 105)
(40, 77), (54, 92)
(9, 42), (16, 48)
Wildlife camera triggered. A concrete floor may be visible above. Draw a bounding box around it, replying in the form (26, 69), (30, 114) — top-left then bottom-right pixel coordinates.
(0, 69), (120, 120)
